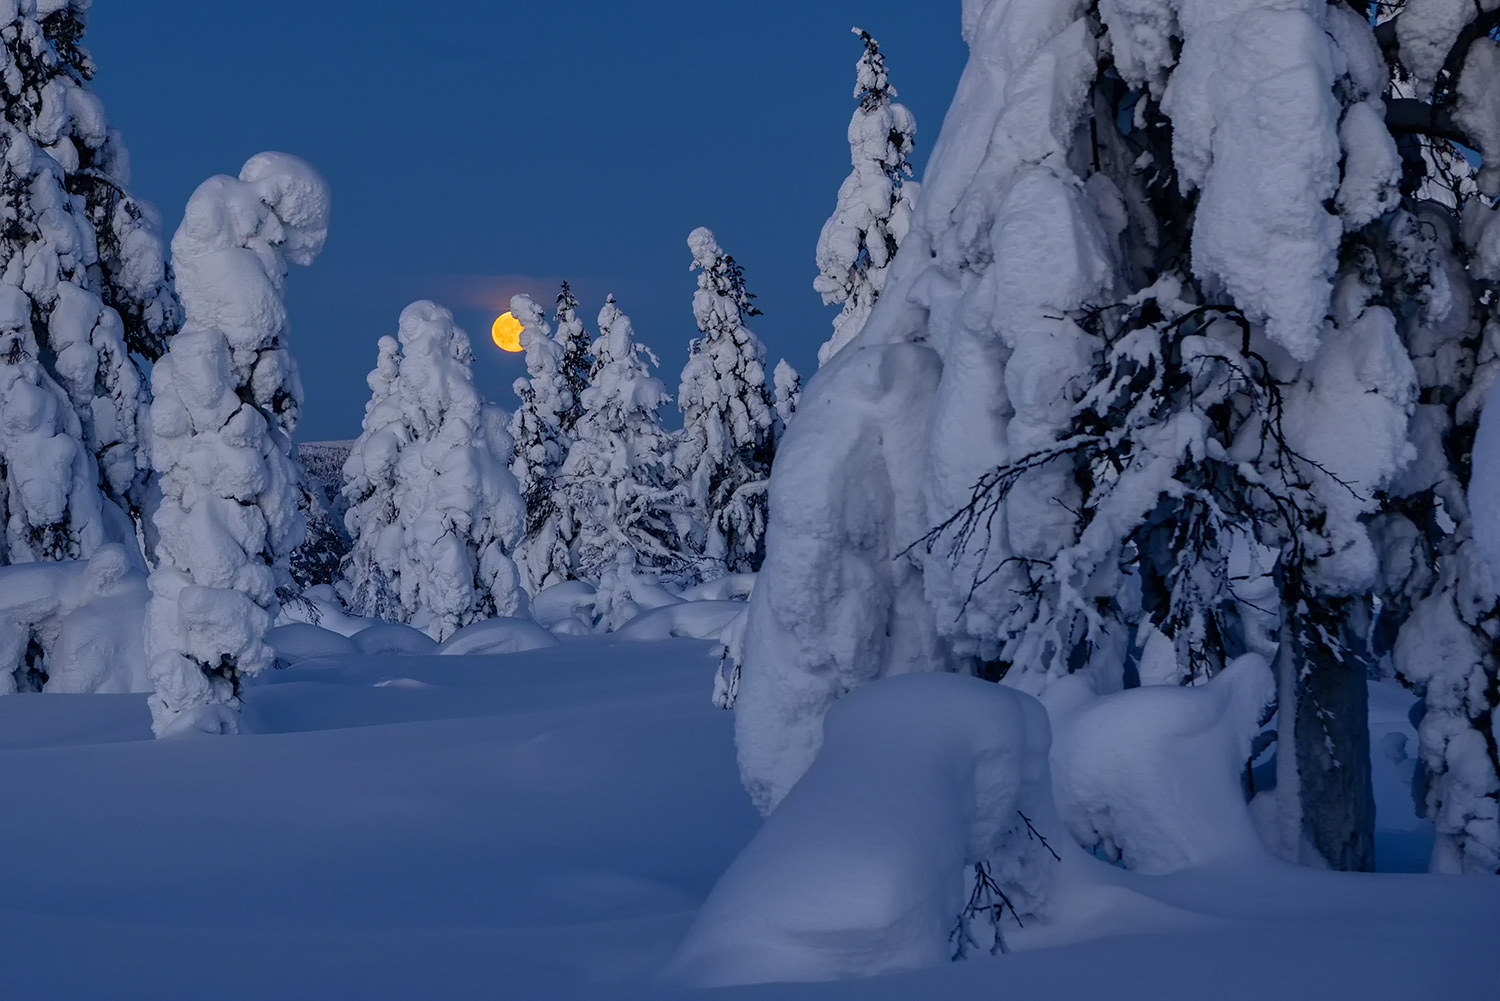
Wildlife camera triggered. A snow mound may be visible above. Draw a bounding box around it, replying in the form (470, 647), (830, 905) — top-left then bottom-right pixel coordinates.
(267, 623), (358, 667)
(0, 544), (149, 694)
(436, 617), (561, 657)
(615, 600), (745, 643)
(678, 572), (756, 602)
(531, 580), (598, 632)
(279, 585), (378, 637)
(665, 672), (1064, 987)
(352, 623), (437, 656)
(1049, 654), (1275, 873)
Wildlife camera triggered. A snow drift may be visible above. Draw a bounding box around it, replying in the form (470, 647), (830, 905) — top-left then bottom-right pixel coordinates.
(666, 672), (1064, 987)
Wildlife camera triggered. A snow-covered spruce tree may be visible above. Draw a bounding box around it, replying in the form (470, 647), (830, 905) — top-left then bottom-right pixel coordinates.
(813, 27), (918, 368)
(0, 0), (181, 566)
(341, 301), (526, 640)
(738, 0), (1500, 873)
(553, 281), (592, 434)
(678, 228), (778, 576)
(339, 334), (404, 621)
(508, 292), (574, 595)
(562, 294), (682, 615)
(1375, 204), (1500, 874)
(146, 153), (329, 737)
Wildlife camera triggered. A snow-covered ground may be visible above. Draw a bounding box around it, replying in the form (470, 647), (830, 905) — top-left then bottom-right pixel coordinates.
(1, 639), (1493, 1000)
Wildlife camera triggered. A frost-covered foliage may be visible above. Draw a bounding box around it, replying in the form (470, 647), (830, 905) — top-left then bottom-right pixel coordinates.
(562, 295), (682, 619)
(0, 1), (181, 563)
(678, 228), (778, 576)
(508, 290), (584, 595)
(814, 28), (918, 368)
(341, 301), (526, 641)
(668, 673), (1065, 986)
(0, 543), (147, 695)
(146, 153), (329, 737)
(740, 0), (1500, 873)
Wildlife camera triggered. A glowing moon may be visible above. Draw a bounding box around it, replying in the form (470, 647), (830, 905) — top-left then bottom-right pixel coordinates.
(491, 312), (524, 353)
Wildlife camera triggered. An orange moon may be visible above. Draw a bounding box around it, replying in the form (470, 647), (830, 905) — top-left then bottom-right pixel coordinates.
(491, 312), (524, 353)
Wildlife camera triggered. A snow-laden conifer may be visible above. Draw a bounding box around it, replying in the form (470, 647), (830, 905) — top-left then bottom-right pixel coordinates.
(0, 1), (181, 564)
(340, 336), (403, 620)
(509, 293), (574, 595)
(812, 27), (917, 367)
(341, 301), (526, 640)
(739, 0), (1500, 874)
(553, 281), (591, 433)
(145, 153), (329, 737)
(562, 295), (681, 611)
(678, 228), (778, 575)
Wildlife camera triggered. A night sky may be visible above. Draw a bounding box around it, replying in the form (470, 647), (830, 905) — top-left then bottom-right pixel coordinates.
(84, 2), (966, 441)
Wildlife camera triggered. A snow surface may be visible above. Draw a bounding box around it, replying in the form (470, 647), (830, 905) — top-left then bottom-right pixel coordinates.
(0, 639), (1492, 1000)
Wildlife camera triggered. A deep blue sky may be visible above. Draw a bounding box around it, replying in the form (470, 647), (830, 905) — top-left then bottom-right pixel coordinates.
(86, 2), (967, 441)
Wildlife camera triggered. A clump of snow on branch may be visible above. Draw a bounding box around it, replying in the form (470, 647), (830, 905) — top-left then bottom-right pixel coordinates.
(341, 301), (526, 640)
(146, 152), (329, 737)
(813, 27), (918, 367)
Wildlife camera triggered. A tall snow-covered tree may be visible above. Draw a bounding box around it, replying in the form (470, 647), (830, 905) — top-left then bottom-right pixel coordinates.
(553, 281), (592, 433)
(339, 334), (403, 621)
(509, 292), (575, 595)
(737, 0), (1500, 875)
(0, 0), (181, 565)
(813, 27), (918, 367)
(678, 228), (778, 575)
(563, 295), (682, 608)
(341, 300), (526, 640)
(145, 152), (329, 737)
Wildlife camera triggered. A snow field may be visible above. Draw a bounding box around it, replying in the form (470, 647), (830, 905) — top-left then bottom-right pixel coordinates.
(0, 640), (1492, 1000)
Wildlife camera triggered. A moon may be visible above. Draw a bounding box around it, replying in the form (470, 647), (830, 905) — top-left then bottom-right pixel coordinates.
(491, 312), (524, 353)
